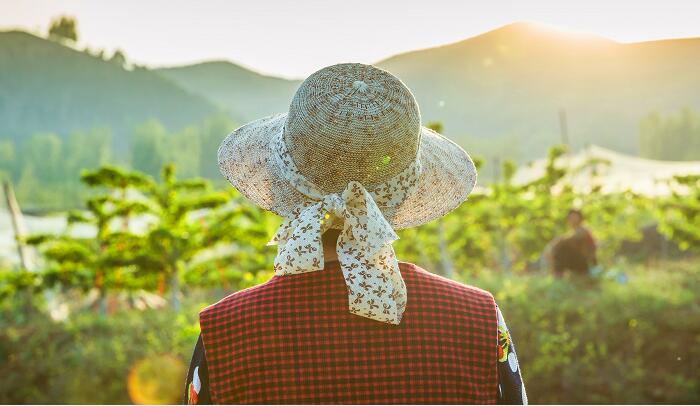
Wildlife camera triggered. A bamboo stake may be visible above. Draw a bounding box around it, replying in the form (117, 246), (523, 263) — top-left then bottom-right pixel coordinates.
(3, 180), (33, 270)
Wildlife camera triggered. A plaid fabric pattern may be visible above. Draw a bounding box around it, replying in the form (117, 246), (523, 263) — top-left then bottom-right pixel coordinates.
(199, 261), (498, 404)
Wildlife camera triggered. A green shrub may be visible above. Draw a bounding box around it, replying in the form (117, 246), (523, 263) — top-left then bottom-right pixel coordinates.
(467, 260), (700, 404)
(1, 261), (697, 404)
(0, 299), (202, 404)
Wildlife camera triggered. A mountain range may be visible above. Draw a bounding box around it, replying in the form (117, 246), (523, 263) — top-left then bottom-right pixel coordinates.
(2, 22), (699, 160)
(376, 22), (700, 158)
(156, 61), (299, 124)
(0, 30), (218, 152)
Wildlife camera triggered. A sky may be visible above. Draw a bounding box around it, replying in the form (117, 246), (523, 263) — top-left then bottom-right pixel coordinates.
(2, 0), (700, 79)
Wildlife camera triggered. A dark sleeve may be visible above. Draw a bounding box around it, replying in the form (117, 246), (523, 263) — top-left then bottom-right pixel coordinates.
(574, 227), (597, 266)
(184, 334), (212, 405)
(496, 305), (528, 405)
(583, 228), (598, 265)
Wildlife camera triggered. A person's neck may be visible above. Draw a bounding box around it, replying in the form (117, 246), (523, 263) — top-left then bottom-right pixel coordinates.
(322, 229), (340, 262)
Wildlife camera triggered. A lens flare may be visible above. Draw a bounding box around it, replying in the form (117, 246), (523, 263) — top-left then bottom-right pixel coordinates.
(127, 354), (185, 405)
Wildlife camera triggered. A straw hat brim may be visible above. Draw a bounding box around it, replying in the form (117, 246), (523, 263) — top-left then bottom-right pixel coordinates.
(218, 113), (477, 229)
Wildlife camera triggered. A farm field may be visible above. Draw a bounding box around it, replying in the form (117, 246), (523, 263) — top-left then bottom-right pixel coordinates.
(2, 149), (699, 403)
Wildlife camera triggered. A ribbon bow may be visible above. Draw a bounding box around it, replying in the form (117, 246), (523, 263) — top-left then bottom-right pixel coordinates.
(269, 180), (407, 324)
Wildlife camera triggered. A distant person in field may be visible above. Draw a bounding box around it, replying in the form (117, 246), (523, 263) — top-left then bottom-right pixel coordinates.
(547, 209), (597, 276)
(183, 64), (527, 404)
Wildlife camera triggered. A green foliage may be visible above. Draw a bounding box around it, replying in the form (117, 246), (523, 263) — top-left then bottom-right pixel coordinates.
(0, 269), (42, 301)
(22, 133), (63, 184)
(425, 121), (443, 133)
(47, 16), (78, 43)
(130, 120), (168, 178)
(0, 140), (15, 181)
(197, 114), (240, 179)
(639, 108), (700, 161)
(1, 261), (697, 404)
(470, 260), (699, 404)
(395, 145), (649, 274)
(657, 175), (700, 251)
(23, 163), (276, 310)
(109, 49), (127, 68)
(128, 114), (238, 181)
(23, 166), (158, 302)
(8, 130), (112, 208)
(0, 303), (200, 404)
(2, 113), (237, 210)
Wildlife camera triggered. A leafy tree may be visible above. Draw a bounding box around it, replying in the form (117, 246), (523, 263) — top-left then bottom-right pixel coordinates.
(168, 127), (201, 178)
(9, 130), (112, 209)
(63, 129), (112, 180)
(198, 114), (237, 179)
(14, 164), (40, 206)
(130, 120), (167, 178)
(26, 167), (152, 313)
(48, 16), (78, 44)
(657, 174), (700, 251)
(118, 164), (276, 309)
(0, 140), (16, 180)
(24, 164), (275, 310)
(639, 108), (700, 161)
(109, 49), (127, 68)
(425, 121), (443, 134)
(21, 133), (63, 184)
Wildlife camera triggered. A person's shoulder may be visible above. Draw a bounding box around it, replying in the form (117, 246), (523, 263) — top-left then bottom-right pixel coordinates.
(575, 225), (594, 236)
(398, 261), (495, 304)
(199, 278), (276, 320)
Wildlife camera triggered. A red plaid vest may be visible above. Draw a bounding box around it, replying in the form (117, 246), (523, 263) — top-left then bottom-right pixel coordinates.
(199, 261), (498, 404)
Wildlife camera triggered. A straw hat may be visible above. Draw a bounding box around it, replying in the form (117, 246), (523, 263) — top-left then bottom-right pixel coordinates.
(218, 63), (477, 324)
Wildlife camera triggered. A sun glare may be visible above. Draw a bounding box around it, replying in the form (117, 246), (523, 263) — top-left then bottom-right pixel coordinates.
(524, 21), (611, 42)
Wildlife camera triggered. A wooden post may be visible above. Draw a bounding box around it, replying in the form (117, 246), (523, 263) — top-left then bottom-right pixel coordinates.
(559, 109), (573, 182)
(3, 180), (33, 270)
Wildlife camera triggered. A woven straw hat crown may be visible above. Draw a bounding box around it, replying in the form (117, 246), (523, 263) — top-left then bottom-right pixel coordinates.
(217, 62), (477, 229)
(284, 63), (421, 193)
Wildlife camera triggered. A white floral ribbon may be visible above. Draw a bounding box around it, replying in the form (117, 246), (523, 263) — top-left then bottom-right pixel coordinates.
(267, 131), (420, 324)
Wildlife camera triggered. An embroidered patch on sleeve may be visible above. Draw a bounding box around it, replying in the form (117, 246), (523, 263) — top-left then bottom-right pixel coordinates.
(188, 366), (201, 405)
(497, 306), (519, 373)
(496, 305), (528, 404)
(497, 323), (512, 363)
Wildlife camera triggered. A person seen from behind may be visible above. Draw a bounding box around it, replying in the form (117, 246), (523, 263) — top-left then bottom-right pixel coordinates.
(184, 63), (527, 405)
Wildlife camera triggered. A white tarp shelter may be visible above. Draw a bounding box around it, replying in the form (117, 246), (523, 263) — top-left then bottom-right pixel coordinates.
(512, 145), (700, 196)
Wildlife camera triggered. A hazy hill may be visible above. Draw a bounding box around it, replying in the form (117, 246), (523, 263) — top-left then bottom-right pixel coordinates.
(158, 23), (700, 161)
(0, 31), (219, 150)
(376, 22), (700, 159)
(3, 24), (699, 161)
(156, 61), (301, 122)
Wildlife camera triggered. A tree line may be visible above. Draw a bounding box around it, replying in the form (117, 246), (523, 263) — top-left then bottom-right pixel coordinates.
(0, 114), (236, 210)
(639, 108), (700, 161)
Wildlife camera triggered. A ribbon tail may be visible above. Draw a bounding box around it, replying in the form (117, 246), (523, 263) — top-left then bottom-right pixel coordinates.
(342, 181), (399, 260)
(267, 218), (293, 247)
(271, 202), (326, 275)
(337, 181), (407, 324)
(338, 241), (406, 325)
